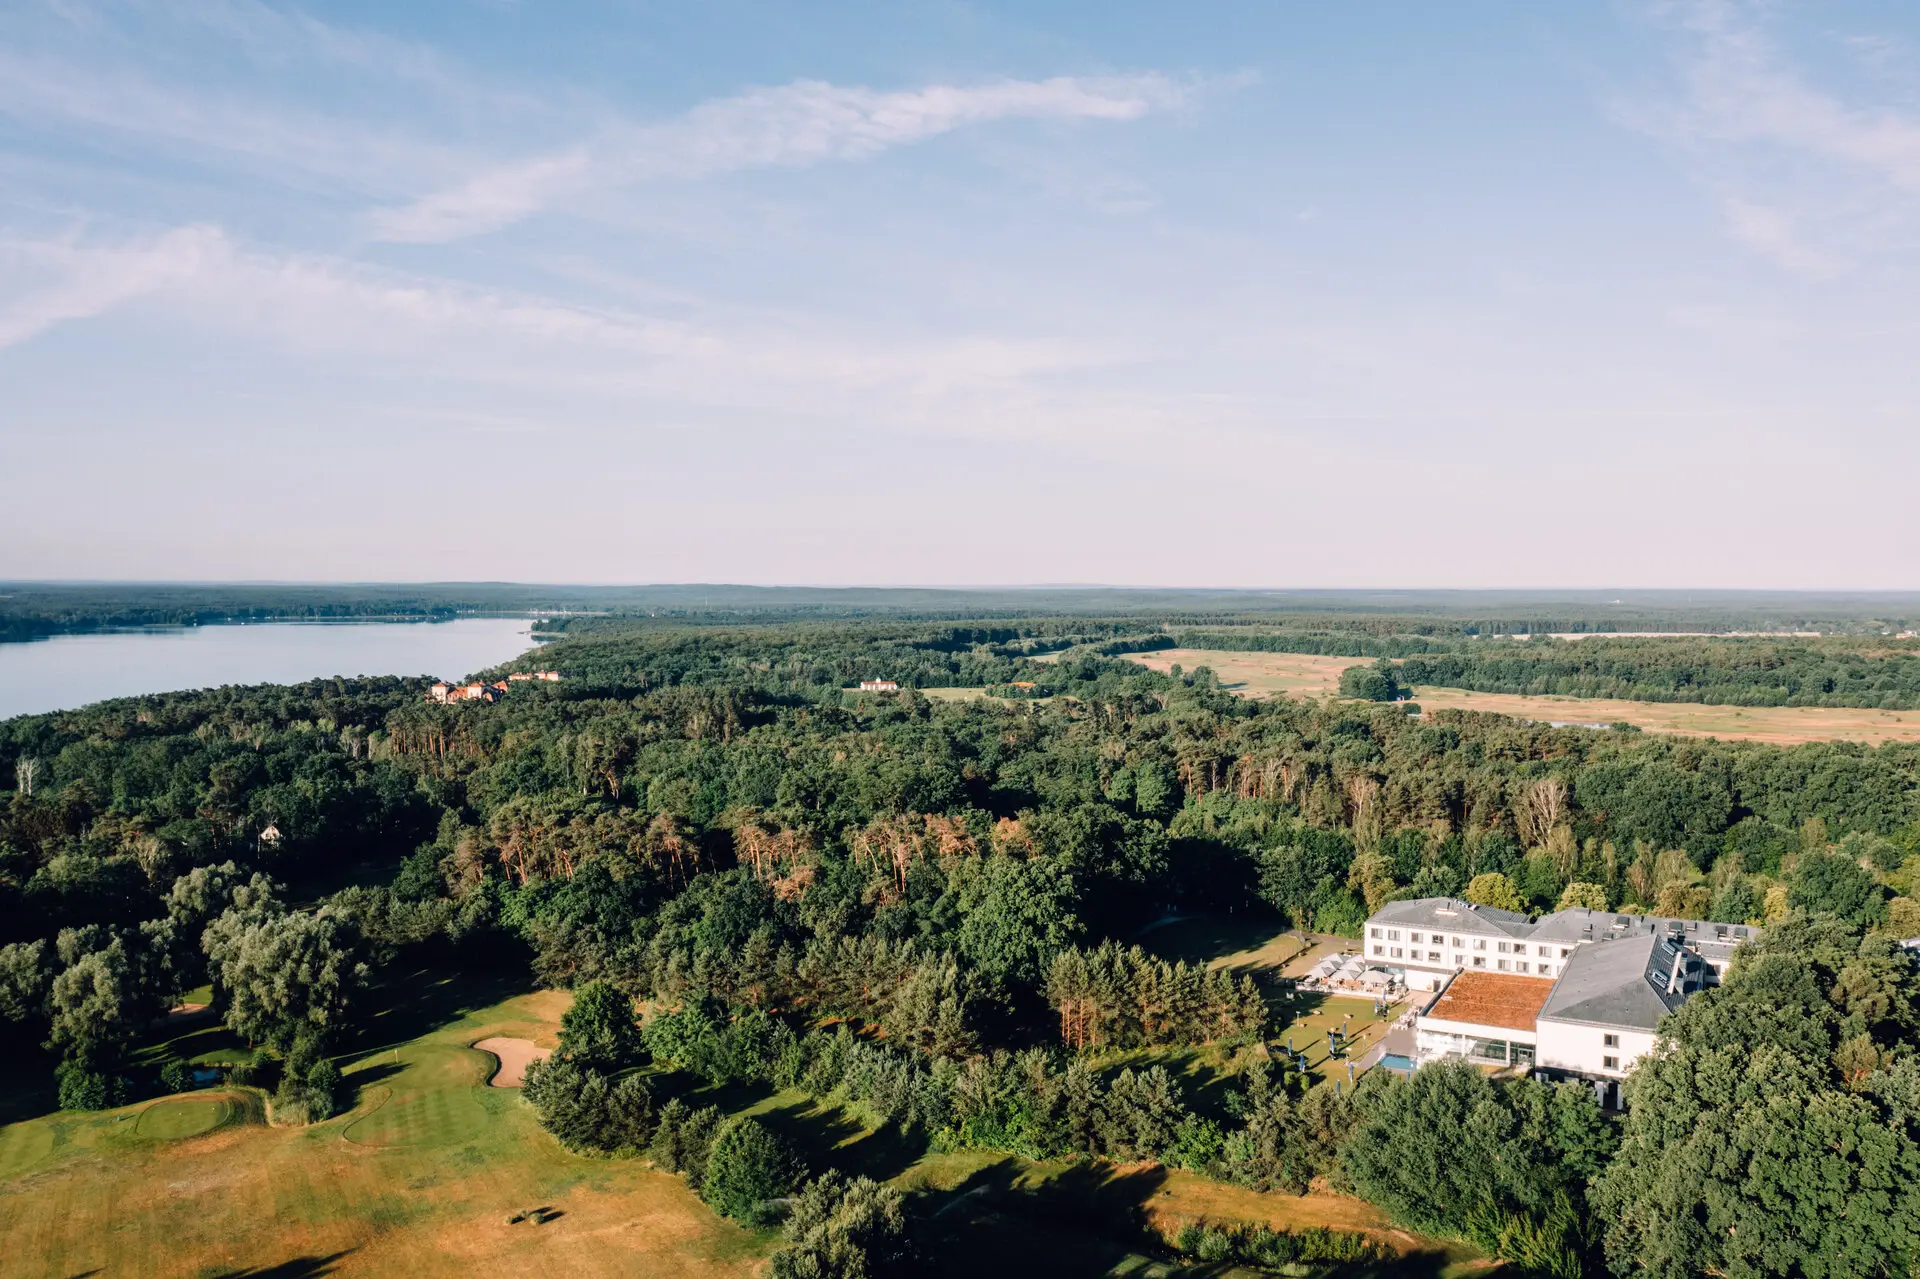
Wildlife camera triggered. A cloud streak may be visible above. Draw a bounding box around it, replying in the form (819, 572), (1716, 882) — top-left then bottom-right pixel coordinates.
(1625, 0), (1920, 269)
(370, 74), (1187, 242)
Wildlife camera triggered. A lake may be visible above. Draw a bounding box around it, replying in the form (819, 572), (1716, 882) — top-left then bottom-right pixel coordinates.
(0, 618), (540, 720)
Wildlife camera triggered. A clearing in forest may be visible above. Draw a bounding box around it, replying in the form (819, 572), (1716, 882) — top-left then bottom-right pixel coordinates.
(1125, 648), (1920, 744)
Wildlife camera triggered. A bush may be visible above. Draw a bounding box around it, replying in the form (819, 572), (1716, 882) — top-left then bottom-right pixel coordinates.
(771, 1170), (913, 1278)
(159, 1058), (196, 1093)
(558, 980), (646, 1072)
(700, 1116), (804, 1224)
(523, 1057), (655, 1154)
(649, 1098), (724, 1182)
(55, 1061), (128, 1111)
(1170, 1219), (1388, 1268)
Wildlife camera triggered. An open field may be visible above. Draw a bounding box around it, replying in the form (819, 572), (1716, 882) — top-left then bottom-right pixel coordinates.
(0, 968), (1477, 1278)
(1124, 649), (1920, 744)
(1127, 649), (1358, 699)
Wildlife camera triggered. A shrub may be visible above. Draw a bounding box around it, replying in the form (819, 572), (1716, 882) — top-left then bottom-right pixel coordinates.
(700, 1116), (804, 1224)
(558, 980), (646, 1072)
(649, 1098), (724, 1183)
(771, 1170), (913, 1278)
(159, 1058), (196, 1093)
(56, 1061), (128, 1112)
(524, 1057), (655, 1154)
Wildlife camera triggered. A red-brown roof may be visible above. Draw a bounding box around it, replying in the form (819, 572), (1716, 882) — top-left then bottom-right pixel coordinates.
(1424, 971), (1553, 1033)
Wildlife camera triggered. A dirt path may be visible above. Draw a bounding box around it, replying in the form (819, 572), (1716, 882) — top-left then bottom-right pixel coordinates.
(473, 1038), (552, 1088)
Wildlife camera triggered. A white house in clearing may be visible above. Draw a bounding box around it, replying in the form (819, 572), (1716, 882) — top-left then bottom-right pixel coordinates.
(1365, 897), (1759, 1106)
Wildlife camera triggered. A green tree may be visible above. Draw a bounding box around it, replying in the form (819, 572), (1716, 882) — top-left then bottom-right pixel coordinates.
(1787, 851), (1887, 928)
(1339, 660), (1402, 702)
(558, 979), (645, 1072)
(700, 1115), (804, 1224)
(953, 855), (1081, 986)
(1464, 873), (1525, 913)
(203, 905), (367, 1053)
(770, 1170), (913, 1279)
(1554, 881), (1607, 912)
(1593, 918), (1920, 1277)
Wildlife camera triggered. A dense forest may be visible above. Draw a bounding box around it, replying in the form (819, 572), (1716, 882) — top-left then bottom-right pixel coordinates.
(11, 581), (1920, 645)
(1392, 637), (1920, 710)
(4, 617), (1920, 1275)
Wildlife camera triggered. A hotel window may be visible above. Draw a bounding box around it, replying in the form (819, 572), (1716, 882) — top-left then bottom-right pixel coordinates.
(1537, 945), (1552, 957)
(1498, 941), (1511, 954)
(1603, 1034), (1619, 1048)
(1603, 1056), (1620, 1071)
(1539, 965), (1553, 977)
(1370, 928), (1382, 939)
(1428, 951), (1441, 963)
(1472, 956), (1486, 968)
(1516, 961), (1529, 973)
(1387, 929), (1400, 941)
(1474, 939), (1487, 951)
(1372, 945), (1385, 957)
(1391, 947), (1403, 959)
(1497, 959), (1511, 972)
(1560, 948), (1572, 958)
(1451, 936), (1464, 948)
(1410, 932), (1423, 944)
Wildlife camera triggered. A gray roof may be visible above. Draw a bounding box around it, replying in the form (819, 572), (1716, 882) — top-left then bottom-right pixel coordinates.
(1529, 907), (1756, 967)
(1370, 897), (1534, 937)
(1370, 898), (1760, 962)
(1537, 933), (1697, 1031)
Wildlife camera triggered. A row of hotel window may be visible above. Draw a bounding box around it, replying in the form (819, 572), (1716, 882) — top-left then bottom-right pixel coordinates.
(1373, 943), (1554, 975)
(1371, 928), (1572, 960)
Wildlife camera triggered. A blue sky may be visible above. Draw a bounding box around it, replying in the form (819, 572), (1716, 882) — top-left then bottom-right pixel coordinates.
(3, 0), (1918, 587)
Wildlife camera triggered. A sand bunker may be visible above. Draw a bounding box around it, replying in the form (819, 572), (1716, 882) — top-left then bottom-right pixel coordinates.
(474, 1037), (551, 1088)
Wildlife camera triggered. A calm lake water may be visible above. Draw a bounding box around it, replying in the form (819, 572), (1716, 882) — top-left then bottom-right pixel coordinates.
(0, 618), (540, 720)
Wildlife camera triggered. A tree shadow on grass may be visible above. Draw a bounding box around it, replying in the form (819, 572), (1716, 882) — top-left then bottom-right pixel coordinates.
(341, 967), (529, 1064)
(915, 1157), (1172, 1279)
(203, 1249), (354, 1277)
(751, 1098), (926, 1184)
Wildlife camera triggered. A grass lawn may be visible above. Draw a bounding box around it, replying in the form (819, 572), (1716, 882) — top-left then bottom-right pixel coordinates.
(0, 966), (1474, 1278)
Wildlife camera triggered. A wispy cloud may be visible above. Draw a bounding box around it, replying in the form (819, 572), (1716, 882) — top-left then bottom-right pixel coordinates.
(1624, 0), (1920, 269)
(0, 224), (224, 347)
(370, 74), (1188, 242)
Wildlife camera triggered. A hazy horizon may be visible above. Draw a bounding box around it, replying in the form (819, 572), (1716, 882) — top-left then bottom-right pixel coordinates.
(7, 1), (1920, 587)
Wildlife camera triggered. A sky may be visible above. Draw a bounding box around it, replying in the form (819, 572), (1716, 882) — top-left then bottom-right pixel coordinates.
(3, 0), (1919, 589)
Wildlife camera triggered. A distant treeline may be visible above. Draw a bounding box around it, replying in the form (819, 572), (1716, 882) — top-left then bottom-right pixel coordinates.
(10, 582), (1920, 644)
(1393, 637), (1920, 710)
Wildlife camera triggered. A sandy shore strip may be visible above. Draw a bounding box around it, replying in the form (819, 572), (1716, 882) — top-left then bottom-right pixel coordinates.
(473, 1037), (552, 1088)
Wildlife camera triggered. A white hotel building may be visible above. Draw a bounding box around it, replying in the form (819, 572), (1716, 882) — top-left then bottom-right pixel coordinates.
(1364, 897), (1758, 1105)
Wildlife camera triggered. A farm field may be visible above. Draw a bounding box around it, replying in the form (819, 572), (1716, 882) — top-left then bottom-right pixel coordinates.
(1124, 649), (1920, 745)
(0, 969), (1479, 1279)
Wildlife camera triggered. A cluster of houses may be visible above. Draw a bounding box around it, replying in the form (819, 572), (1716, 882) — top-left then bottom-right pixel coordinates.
(1363, 896), (1759, 1107)
(428, 671), (561, 704)
(857, 679), (900, 692)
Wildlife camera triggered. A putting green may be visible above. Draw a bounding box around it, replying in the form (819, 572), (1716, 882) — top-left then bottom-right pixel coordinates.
(134, 1095), (237, 1141)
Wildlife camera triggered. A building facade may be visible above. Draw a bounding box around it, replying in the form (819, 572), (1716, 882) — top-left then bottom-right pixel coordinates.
(1369, 896), (1759, 1101)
